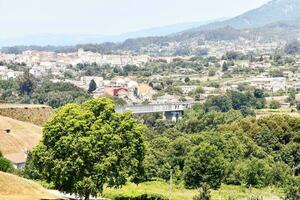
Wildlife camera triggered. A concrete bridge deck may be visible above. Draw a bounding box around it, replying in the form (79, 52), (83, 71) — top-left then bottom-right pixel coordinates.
(115, 102), (194, 114)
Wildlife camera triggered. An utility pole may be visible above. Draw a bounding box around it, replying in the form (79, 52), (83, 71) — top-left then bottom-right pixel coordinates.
(169, 169), (173, 200)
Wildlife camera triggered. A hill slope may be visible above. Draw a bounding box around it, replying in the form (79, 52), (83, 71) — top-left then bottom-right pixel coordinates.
(0, 172), (60, 200)
(0, 104), (53, 126)
(2, 0), (300, 54)
(191, 0), (300, 31)
(0, 115), (42, 155)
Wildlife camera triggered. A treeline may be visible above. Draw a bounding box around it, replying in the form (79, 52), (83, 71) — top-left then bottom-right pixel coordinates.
(0, 73), (91, 108)
(0, 45), (77, 54)
(140, 105), (299, 199)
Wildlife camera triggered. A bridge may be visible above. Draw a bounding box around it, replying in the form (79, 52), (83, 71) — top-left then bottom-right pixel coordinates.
(116, 102), (194, 121)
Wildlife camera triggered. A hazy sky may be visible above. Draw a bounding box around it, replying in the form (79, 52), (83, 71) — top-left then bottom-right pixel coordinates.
(0, 0), (271, 37)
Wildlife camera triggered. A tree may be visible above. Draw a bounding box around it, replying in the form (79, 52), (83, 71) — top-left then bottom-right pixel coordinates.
(208, 69), (216, 77)
(296, 102), (300, 111)
(184, 77), (190, 83)
(183, 143), (226, 189)
(0, 152), (13, 172)
(193, 183), (211, 200)
(287, 91), (296, 106)
(283, 177), (300, 200)
(204, 95), (232, 112)
(254, 89), (265, 99)
(88, 79), (97, 93)
(27, 98), (145, 200)
(284, 40), (300, 55)
(269, 100), (281, 109)
(31, 81), (91, 108)
(17, 69), (35, 95)
(222, 62), (228, 72)
(244, 158), (271, 188)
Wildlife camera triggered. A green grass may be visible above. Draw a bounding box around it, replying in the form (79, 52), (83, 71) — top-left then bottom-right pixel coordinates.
(103, 181), (283, 200)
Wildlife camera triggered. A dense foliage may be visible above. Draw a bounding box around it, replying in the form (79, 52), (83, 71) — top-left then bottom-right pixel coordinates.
(140, 106), (300, 193)
(26, 98), (146, 199)
(0, 78), (91, 108)
(0, 152), (13, 172)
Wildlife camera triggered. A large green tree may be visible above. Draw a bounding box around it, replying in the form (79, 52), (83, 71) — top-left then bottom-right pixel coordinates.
(28, 98), (145, 200)
(183, 143), (226, 189)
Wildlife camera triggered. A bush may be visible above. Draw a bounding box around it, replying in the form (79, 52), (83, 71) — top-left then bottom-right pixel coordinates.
(284, 176), (300, 200)
(244, 158), (271, 188)
(193, 183), (211, 200)
(0, 157), (13, 172)
(269, 100), (281, 109)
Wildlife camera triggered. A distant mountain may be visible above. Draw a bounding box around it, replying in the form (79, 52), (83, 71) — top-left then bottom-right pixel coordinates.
(3, 20), (300, 54)
(0, 19), (224, 47)
(189, 0), (300, 31)
(3, 0), (300, 54)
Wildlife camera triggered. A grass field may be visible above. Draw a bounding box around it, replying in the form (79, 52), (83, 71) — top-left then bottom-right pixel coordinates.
(0, 172), (60, 200)
(0, 115), (42, 155)
(103, 181), (283, 200)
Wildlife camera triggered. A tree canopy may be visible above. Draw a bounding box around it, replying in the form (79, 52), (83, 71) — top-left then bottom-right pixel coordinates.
(27, 98), (146, 199)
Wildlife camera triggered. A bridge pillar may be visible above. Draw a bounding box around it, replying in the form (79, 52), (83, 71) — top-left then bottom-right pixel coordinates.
(171, 112), (177, 122)
(162, 112), (166, 121)
(178, 112), (183, 120)
(164, 111), (183, 122)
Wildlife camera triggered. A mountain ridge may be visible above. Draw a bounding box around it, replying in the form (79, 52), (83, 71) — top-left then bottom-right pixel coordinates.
(0, 19), (225, 47)
(186, 0), (300, 32)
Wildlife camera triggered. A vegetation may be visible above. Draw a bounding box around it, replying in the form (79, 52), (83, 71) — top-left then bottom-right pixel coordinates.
(193, 184), (211, 200)
(26, 98), (146, 200)
(137, 104), (299, 199)
(0, 77), (91, 108)
(283, 177), (300, 200)
(269, 100), (281, 109)
(184, 144), (226, 189)
(103, 181), (282, 200)
(284, 40), (300, 55)
(88, 79), (97, 93)
(0, 152), (13, 172)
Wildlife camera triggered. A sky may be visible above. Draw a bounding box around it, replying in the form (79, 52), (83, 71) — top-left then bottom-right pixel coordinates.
(0, 0), (271, 37)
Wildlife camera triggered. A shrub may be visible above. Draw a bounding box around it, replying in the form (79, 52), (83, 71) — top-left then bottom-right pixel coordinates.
(0, 157), (13, 172)
(193, 183), (211, 200)
(284, 177), (300, 200)
(269, 100), (281, 109)
(244, 158), (271, 188)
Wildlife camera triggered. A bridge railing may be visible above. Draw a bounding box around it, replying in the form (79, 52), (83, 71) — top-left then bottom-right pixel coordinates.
(115, 102), (194, 114)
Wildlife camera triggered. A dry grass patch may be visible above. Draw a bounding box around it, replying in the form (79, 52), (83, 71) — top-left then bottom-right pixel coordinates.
(0, 172), (61, 200)
(0, 115), (42, 155)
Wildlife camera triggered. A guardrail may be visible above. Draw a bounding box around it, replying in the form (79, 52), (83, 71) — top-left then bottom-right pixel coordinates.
(116, 102), (194, 114)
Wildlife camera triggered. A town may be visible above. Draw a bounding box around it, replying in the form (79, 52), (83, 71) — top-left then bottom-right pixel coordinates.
(1, 44), (300, 110)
